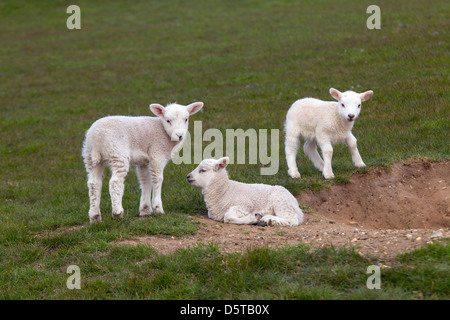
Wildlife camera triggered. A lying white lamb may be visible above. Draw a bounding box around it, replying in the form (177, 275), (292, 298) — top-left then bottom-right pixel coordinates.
(82, 101), (204, 223)
(186, 157), (304, 226)
(285, 88), (373, 179)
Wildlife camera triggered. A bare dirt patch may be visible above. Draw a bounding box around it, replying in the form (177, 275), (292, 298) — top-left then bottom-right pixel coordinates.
(115, 160), (449, 261)
(299, 160), (449, 230)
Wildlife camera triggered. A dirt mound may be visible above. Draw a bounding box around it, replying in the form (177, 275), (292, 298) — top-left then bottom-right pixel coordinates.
(115, 160), (449, 261)
(297, 160), (449, 230)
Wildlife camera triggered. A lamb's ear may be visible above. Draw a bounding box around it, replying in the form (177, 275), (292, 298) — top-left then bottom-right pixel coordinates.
(360, 90), (374, 102)
(186, 102), (204, 115)
(329, 88), (342, 100)
(150, 104), (166, 117)
(214, 157), (229, 171)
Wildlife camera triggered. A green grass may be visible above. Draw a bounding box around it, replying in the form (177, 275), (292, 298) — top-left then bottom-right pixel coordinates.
(0, 0), (448, 299)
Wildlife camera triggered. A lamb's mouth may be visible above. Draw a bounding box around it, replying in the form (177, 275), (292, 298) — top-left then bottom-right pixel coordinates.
(347, 118), (354, 122)
(173, 135), (184, 142)
(187, 178), (195, 184)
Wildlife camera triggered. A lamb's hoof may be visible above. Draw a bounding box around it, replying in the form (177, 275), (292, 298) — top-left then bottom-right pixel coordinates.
(112, 210), (124, 219)
(323, 171), (335, 180)
(153, 206), (164, 214)
(259, 217), (275, 227)
(256, 221), (267, 227)
(254, 213), (266, 226)
(355, 162), (366, 168)
(139, 205), (152, 217)
(288, 169), (301, 179)
(89, 214), (102, 224)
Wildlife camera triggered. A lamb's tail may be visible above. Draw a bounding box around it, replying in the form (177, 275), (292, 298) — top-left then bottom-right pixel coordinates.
(82, 139), (102, 171)
(284, 116), (301, 154)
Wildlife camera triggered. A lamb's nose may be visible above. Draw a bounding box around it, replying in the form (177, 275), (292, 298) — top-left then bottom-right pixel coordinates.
(178, 135), (183, 141)
(186, 174), (191, 180)
(348, 114), (355, 120)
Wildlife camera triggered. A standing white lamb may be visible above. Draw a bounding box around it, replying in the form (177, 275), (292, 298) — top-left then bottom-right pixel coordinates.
(82, 101), (204, 223)
(186, 157), (304, 226)
(285, 88), (373, 179)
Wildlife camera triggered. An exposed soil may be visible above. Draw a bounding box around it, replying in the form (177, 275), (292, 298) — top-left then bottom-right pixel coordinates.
(115, 160), (449, 262)
(299, 160), (449, 230)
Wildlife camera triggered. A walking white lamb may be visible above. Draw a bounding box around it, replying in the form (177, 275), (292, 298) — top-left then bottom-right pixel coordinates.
(285, 88), (373, 179)
(82, 101), (204, 223)
(186, 157), (304, 226)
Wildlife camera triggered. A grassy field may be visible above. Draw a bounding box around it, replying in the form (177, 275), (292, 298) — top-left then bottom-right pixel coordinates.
(0, 0), (449, 300)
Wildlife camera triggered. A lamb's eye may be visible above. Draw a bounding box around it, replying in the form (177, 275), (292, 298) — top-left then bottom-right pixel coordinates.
(199, 169), (206, 173)
(358, 104), (361, 108)
(166, 120), (171, 124)
(185, 118), (188, 123)
(341, 103), (345, 108)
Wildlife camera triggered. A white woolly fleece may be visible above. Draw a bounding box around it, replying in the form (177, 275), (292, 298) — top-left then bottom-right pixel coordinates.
(284, 88), (373, 180)
(187, 158), (303, 227)
(82, 101), (203, 223)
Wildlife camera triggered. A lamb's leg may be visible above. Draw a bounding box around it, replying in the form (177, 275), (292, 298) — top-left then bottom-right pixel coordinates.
(150, 163), (165, 214)
(260, 215), (291, 226)
(109, 159), (129, 219)
(223, 206), (259, 225)
(303, 139), (324, 171)
(285, 129), (301, 178)
(261, 189), (303, 226)
(87, 163), (104, 223)
(345, 133), (366, 168)
(318, 141), (334, 179)
(136, 165), (153, 217)
(263, 209), (303, 227)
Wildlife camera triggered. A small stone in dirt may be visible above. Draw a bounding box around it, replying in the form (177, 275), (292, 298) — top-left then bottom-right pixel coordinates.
(256, 221), (267, 227)
(430, 231), (443, 238)
(329, 220), (336, 224)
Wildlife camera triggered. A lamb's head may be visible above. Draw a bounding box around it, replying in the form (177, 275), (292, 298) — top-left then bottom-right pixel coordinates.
(330, 88), (373, 122)
(187, 157), (229, 188)
(150, 102), (203, 142)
